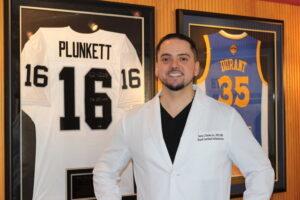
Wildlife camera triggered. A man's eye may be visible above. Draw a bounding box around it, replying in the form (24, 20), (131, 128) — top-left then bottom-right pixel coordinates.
(179, 57), (188, 62)
(161, 57), (170, 63)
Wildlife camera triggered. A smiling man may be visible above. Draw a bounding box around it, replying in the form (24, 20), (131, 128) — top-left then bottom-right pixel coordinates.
(93, 33), (274, 200)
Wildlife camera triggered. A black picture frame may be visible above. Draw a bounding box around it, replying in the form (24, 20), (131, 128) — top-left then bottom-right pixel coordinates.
(176, 9), (285, 197)
(5, 0), (155, 200)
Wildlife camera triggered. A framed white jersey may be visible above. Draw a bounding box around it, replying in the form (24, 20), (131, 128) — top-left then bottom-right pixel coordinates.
(6, 1), (156, 200)
(21, 26), (144, 200)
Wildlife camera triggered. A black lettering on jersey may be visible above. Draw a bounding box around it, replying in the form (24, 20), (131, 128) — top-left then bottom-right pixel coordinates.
(85, 68), (112, 129)
(92, 43), (98, 59)
(59, 67), (112, 130)
(99, 44), (104, 59)
(86, 43), (92, 58)
(34, 65), (48, 87)
(79, 43), (85, 58)
(121, 68), (141, 89)
(59, 67), (80, 130)
(106, 45), (111, 60)
(58, 41), (112, 60)
(59, 41), (66, 57)
(25, 64), (48, 87)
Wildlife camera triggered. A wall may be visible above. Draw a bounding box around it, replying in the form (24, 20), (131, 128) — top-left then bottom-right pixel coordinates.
(1, 0), (300, 199)
(0, 0), (4, 198)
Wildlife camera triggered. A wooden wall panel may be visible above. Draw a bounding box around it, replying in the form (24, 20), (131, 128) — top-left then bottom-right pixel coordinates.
(0, 0), (4, 198)
(1, 0), (300, 199)
(254, 2), (300, 200)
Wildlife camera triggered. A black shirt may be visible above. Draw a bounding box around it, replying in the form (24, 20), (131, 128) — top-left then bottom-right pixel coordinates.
(160, 101), (193, 163)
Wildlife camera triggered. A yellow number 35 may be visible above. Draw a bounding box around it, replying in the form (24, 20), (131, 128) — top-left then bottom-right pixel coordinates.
(218, 76), (250, 108)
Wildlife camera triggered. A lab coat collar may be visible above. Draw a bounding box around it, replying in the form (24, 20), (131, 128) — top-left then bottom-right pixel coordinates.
(149, 85), (208, 168)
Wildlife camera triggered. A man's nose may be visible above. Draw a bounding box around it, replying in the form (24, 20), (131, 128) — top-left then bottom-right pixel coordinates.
(170, 58), (179, 69)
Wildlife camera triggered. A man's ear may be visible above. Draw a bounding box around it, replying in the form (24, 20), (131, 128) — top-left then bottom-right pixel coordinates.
(155, 62), (158, 77)
(194, 61), (200, 77)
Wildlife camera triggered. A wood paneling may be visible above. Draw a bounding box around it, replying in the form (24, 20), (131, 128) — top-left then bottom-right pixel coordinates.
(254, 2), (300, 200)
(0, 0), (4, 198)
(262, 0), (300, 6)
(1, 0), (300, 199)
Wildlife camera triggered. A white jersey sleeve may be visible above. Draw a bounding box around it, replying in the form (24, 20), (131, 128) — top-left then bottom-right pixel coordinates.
(118, 36), (144, 108)
(21, 30), (51, 106)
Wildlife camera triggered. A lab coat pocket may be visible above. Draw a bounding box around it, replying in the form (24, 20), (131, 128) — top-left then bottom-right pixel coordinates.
(183, 178), (222, 200)
(187, 131), (228, 177)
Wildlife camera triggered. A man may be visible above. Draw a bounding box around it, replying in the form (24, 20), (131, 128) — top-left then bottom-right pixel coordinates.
(93, 33), (274, 200)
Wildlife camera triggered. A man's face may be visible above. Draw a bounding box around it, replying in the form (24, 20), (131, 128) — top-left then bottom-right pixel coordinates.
(155, 38), (200, 91)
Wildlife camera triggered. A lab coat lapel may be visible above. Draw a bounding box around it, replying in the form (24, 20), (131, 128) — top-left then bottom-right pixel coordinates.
(148, 93), (173, 168)
(173, 87), (208, 167)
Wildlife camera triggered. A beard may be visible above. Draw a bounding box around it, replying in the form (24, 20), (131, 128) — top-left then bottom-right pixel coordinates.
(165, 83), (185, 91)
(162, 76), (194, 91)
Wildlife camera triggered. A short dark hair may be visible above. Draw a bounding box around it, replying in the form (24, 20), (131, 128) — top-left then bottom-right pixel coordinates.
(156, 33), (199, 61)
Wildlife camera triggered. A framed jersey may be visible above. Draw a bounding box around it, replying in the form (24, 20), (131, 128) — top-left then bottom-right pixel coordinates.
(5, 0), (155, 200)
(177, 9), (285, 197)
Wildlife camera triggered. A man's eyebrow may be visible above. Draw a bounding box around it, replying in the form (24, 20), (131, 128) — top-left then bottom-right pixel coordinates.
(160, 53), (191, 57)
(160, 53), (171, 57)
(178, 53), (191, 57)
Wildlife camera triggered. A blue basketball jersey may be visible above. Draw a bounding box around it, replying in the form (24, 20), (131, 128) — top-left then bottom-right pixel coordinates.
(198, 30), (268, 148)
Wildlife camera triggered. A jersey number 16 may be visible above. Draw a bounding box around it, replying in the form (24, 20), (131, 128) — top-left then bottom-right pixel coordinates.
(24, 64), (141, 131)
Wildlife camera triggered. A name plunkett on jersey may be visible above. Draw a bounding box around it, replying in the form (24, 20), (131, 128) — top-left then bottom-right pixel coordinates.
(59, 41), (112, 60)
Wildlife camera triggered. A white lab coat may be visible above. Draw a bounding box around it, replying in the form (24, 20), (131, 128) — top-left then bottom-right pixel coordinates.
(93, 86), (274, 200)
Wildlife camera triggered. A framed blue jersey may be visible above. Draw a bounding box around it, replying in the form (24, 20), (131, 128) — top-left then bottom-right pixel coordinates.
(198, 30), (268, 153)
(176, 9), (285, 196)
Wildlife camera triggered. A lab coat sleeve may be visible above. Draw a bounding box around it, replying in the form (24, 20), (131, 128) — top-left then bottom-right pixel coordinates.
(93, 119), (131, 200)
(227, 110), (275, 200)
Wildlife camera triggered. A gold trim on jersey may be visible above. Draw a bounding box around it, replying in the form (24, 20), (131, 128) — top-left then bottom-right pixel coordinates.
(256, 40), (268, 86)
(197, 34), (211, 84)
(189, 23), (278, 34)
(219, 30), (248, 40)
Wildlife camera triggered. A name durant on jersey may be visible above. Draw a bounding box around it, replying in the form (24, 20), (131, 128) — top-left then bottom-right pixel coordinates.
(59, 41), (112, 60)
(219, 58), (247, 73)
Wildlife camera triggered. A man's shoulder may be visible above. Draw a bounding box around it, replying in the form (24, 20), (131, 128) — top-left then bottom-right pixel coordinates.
(123, 96), (157, 120)
(195, 87), (236, 115)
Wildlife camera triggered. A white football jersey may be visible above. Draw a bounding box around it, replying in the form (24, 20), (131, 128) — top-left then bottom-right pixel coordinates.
(20, 26), (144, 200)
